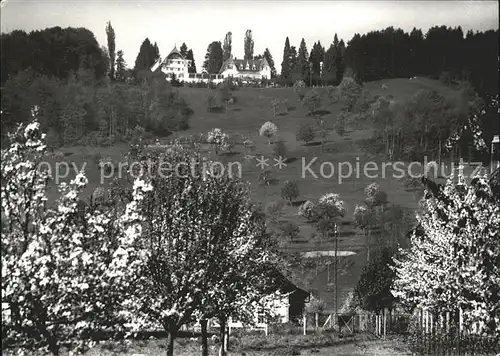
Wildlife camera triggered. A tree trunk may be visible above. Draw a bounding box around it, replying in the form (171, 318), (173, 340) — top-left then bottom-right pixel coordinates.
(438, 138), (442, 166)
(366, 229), (371, 262)
(166, 328), (177, 356)
(219, 317), (228, 356)
(201, 319), (209, 356)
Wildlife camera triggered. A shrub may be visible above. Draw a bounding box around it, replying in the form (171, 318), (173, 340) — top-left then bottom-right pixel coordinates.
(277, 222), (300, 242)
(296, 124), (316, 144)
(91, 186), (107, 204)
(243, 137), (256, 152)
(293, 80), (306, 100)
(298, 200), (319, 222)
(273, 140), (287, 158)
(207, 94), (218, 112)
(207, 128), (228, 155)
(439, 71), (452, 86)
(337, 75), (362, 111)
(327, 85), (339, 103)
(334, 112), (347, 136)
(258, 170), (273, 185)
(302, 89), (322, 115)
(259, 121), (278, 145)
(281, 180), (300, 204)
(399, 174), (423, 190)
(282, 98), (289, 112)
(271, 98), (281, 117)
(265, 200), (285, 220)
(364, 182), (388, 207)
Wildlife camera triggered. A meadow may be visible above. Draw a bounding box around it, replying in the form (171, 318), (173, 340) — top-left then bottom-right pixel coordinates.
(47, 76), (464, 316)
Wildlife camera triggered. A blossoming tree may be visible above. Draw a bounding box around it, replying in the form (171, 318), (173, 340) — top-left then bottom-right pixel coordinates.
(207, 128), (229, 155)
(1, 109), (149, 355)
(392, 168), (500, 337)
(119, 145), (280, 356)
(259, 121), (278, 145)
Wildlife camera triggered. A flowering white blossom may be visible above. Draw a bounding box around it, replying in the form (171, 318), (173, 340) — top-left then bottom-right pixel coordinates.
(259, 121), (278, 145)
(113, 146), (277, 356)
(1, 112), (147, 355)
(298, 200), (318, 221)
(318, 193), (346, 218)
(207, 128), (229, 154)
(393, 169), (500, 337)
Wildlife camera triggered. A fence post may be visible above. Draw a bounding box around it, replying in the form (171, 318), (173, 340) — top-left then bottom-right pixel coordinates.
(457, 307), (463, 356)
(383, 308), (387, 338)
(303, 313), (307, 336)
(315, 312), (319, 330)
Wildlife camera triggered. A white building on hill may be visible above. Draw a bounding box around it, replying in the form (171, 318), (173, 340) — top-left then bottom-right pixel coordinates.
(150, 45), (224, 84)
(218, 55), (271, 81)
(150, 45), (191, 81)
(150, 48), (271, 84)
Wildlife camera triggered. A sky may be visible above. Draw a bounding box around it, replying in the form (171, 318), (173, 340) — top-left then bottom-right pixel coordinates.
(1, 0), (498, 73)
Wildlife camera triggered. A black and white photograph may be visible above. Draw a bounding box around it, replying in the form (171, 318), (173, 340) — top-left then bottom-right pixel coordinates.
(1, 1), (499, 355)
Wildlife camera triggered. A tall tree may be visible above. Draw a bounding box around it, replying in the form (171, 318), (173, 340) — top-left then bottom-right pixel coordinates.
(336, 38), (346, 83)
(244, 29), (254, 60)
(289, 45), (298, 79)
(280, 37), (292, 83)
(186, 49), (197, 73)
(153, 42), (160, 61)
(296, 38), (309, 83)
(115, 50), (127, 82)
(263, 48), (277, 78)
(309, 41), (325, 85)
(105, 21), (116, 80)
(203, 41), (223, 73)
(134, 38), (159, 71)
(179, 42), (188, 58)
(223, 31), (232, 61)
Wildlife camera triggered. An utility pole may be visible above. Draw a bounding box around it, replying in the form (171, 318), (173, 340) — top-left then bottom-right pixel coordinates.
(320, 61), (323, 87)
(334, 222), (339, 331)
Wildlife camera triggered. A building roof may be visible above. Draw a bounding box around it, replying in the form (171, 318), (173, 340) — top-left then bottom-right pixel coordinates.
(166, 45), (185, 60)
(219, 56), (269, 74)
(268, 266), (310, 296)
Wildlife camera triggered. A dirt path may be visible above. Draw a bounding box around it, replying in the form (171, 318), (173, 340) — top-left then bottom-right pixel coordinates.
(233, 338), (412, 356)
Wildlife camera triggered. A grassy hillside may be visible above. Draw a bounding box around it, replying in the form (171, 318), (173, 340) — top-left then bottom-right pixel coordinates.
(52, 77), (463, 309)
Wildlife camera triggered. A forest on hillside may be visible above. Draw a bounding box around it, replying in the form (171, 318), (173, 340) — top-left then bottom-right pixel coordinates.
(0, 25), (498, 149)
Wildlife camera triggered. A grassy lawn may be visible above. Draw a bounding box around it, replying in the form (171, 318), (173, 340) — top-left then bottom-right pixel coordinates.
(4, 333), (411, 355)
(45, 77), (461, 311)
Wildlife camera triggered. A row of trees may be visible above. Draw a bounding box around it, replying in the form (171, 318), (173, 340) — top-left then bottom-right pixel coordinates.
(345, 26), (498, 97)
(280, 34), (346, 86)
(352, 168), (500, 344)
(1, 70), (193, 147)
(367, 85), (497, 163)
(1, 115), (287, 356)
(1, 27), (109, 84)
(202, 30), (277, 77)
